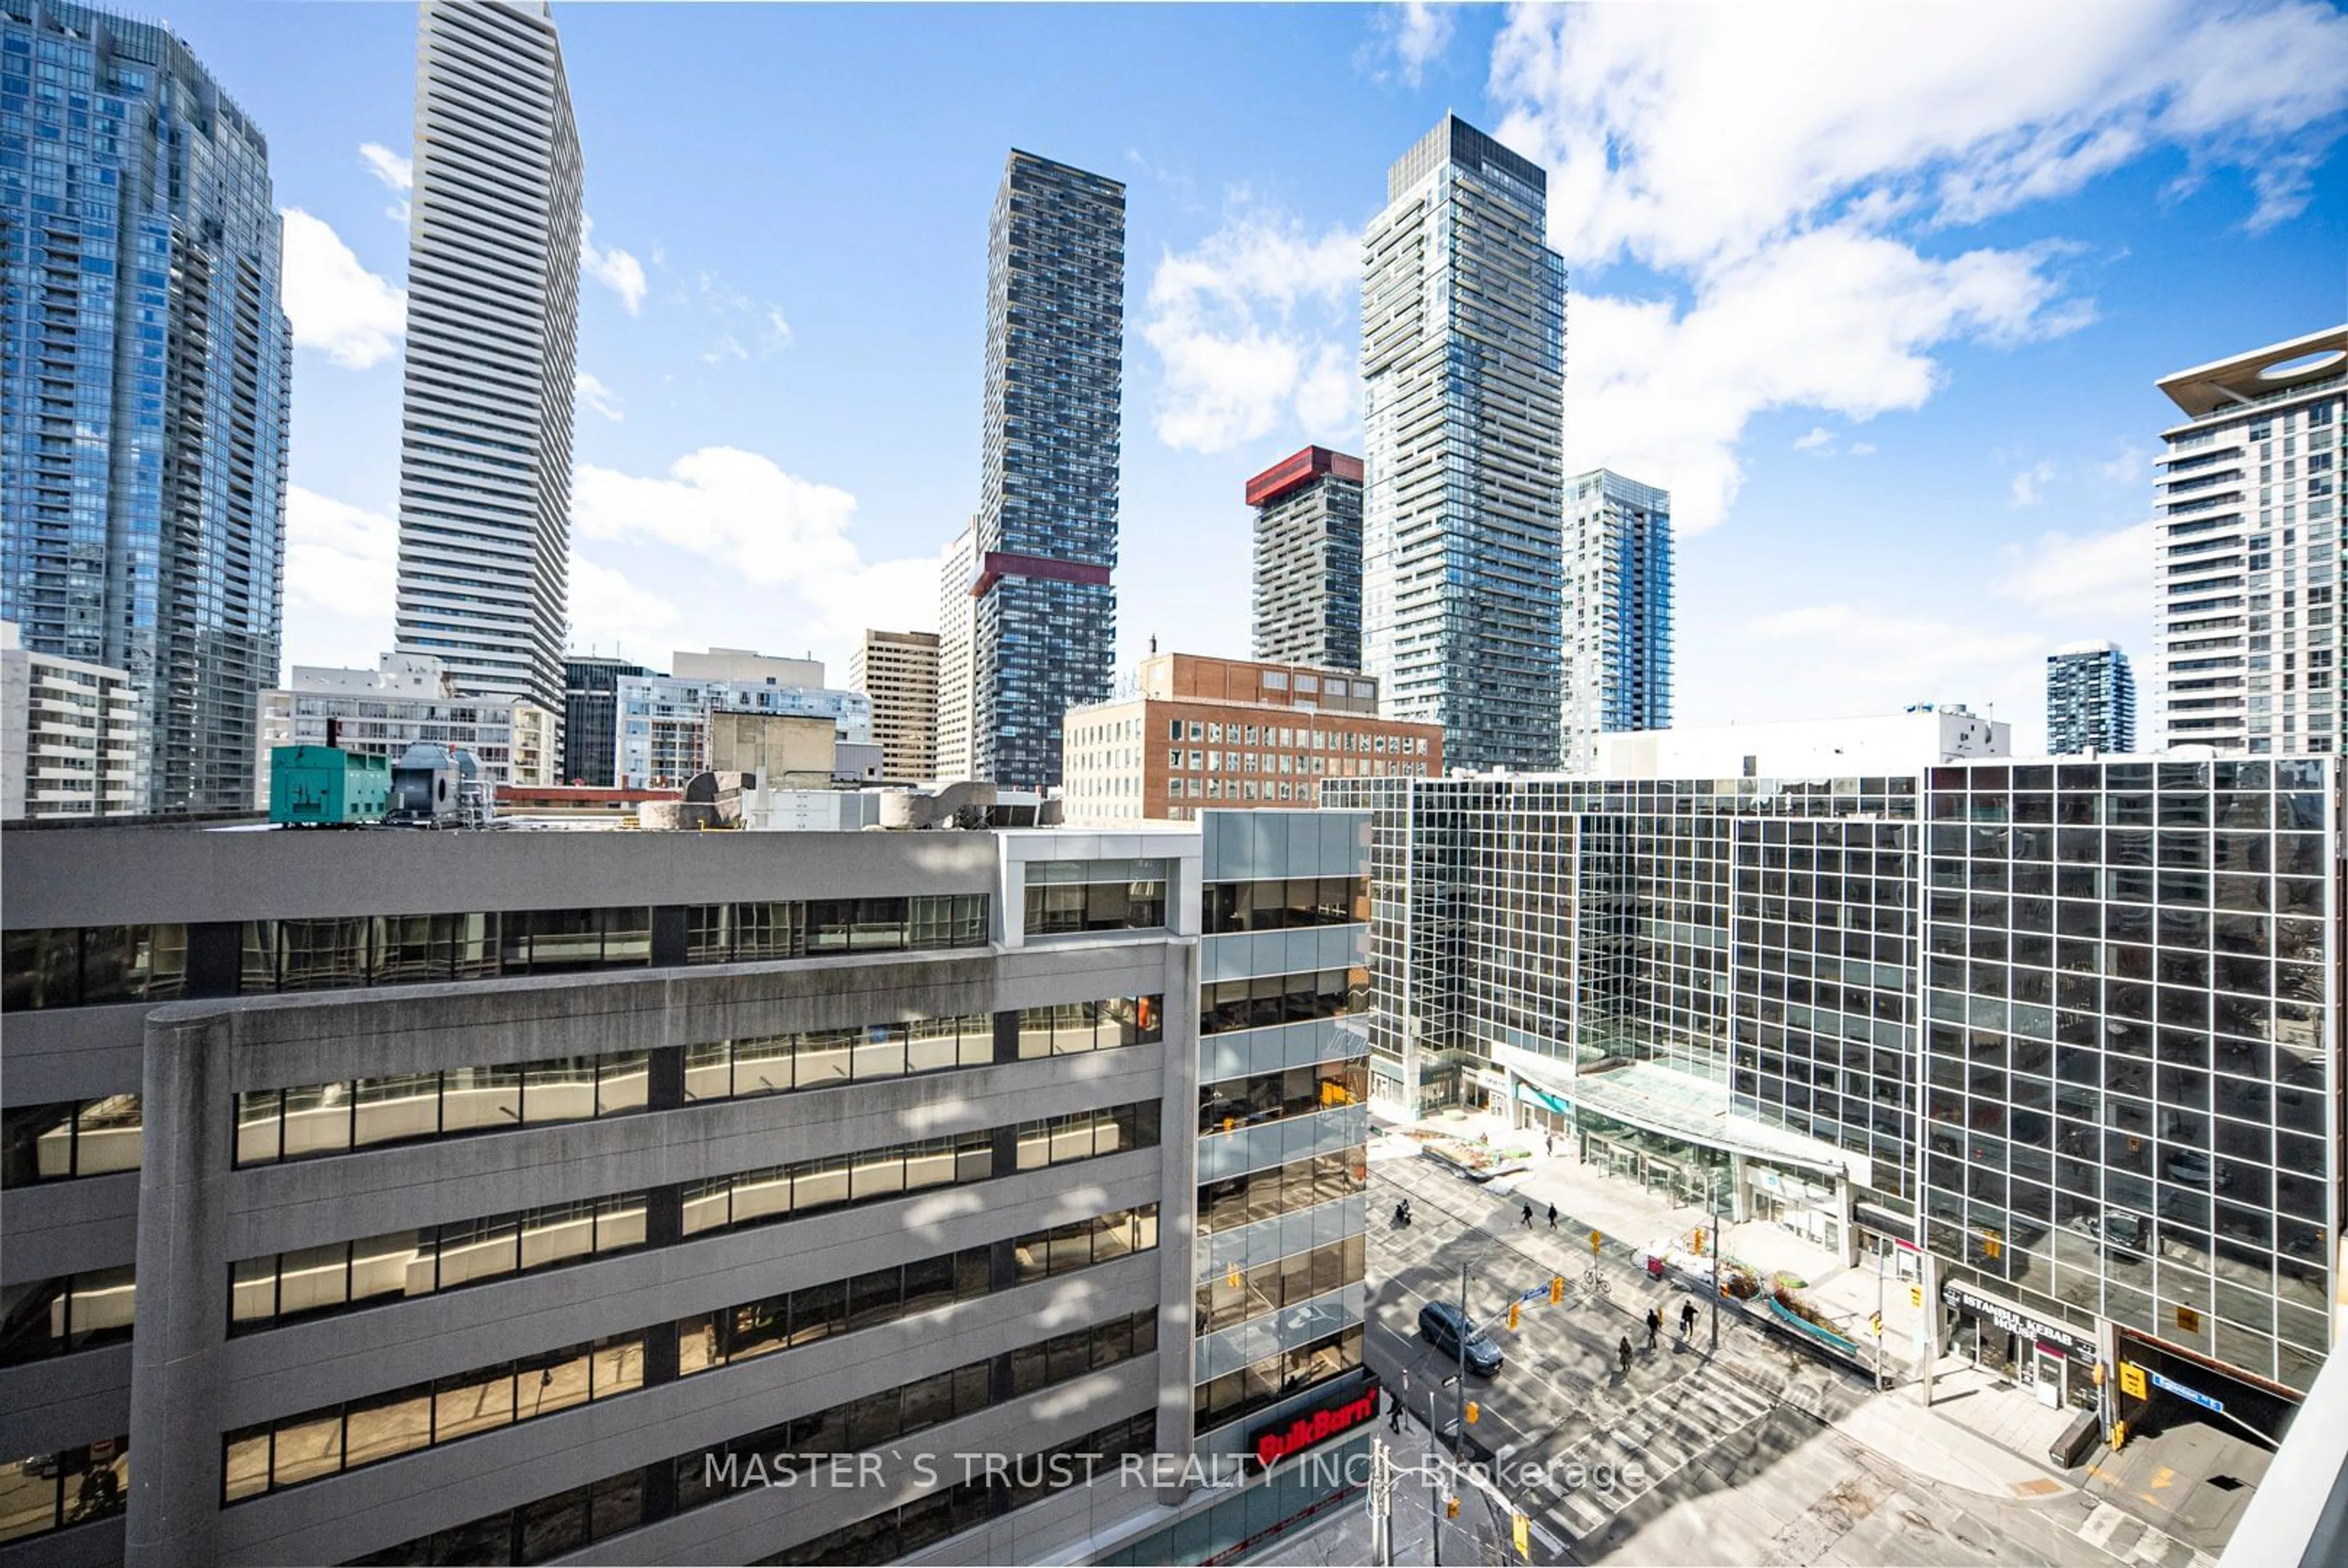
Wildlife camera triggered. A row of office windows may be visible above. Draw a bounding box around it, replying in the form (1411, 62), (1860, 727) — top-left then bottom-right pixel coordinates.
(1199, 968), (1368, 1035)
(1192, 1324), (1366, 1435)
(226, 1204), (1156, 1506)
(0, 1437), (125, 1545)
(1195, 1236), (1368, 1334)
(227, 998), (1163, 1168)
(0, 896), (994, 1012)
(756, 1413), (1161, 1567)
(1200, 1062), (1369, 1135)
(0, 1263), (135, 1366)
(1201, 876), (1369, 935)
(1198, 1146), (1369, 1235)
(0, 1093), (141, 1185)
(228, 1104), (1160, 1334)
(1022, 874), (1169, 935)
(350, 1315), (1159, 1567)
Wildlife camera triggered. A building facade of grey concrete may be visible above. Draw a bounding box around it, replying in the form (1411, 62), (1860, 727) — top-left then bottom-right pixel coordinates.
(1, 812), (1374, 1566)
(1, 622), (141, 820)
(1331, 752), (2342, 1438)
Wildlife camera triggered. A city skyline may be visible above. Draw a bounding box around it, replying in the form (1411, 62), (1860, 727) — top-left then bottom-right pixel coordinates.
(93, 1), (2348, 759)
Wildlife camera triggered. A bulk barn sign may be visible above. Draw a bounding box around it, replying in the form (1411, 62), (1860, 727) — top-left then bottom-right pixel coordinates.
(1250, 1383), (1381, 1468)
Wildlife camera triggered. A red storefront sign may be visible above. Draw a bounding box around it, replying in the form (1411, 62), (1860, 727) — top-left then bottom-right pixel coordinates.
(1249, 1383), (1380, 1468)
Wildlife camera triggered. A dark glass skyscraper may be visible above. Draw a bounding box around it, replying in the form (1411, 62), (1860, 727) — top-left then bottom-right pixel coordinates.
(972, 149), (1123, 790)
(1, 0), (292, 814)
(1249, 446), (1363, 671)
(560, 654), (650, 785)
(2046, 640), (2136, 754)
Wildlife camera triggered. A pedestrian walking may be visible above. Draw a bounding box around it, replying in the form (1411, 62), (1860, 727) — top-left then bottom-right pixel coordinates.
(1680, 1300), (1698, 1341)
(1545, 1132), (1555, 1157)
(1521, 1201), (1534, 1228)
(1617, 1336), (1634, 1377)
(1547, 1203), (1559, 1230)
(1389, 1389), (1403, 1432)
(1645, 1306), (1662, 1353)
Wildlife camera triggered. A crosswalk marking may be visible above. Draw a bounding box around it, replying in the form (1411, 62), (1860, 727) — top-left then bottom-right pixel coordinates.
(2127, 1523), (2176, 1564)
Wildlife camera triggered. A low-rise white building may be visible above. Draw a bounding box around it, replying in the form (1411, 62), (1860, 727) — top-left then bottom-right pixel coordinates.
(1, 621), (142, 819)
(616, 648), (873, 788)
(253, 652), (559, 806)
(1592, 705), (2009, 779)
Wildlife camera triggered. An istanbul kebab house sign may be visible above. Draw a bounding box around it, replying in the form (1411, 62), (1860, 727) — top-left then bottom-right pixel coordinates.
(1250, 1382), (1381, 1468)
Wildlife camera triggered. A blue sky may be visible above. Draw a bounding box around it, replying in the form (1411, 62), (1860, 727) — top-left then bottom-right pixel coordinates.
(168, 0), (2347, 752)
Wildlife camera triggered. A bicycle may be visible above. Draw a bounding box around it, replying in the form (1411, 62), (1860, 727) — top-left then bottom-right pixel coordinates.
(1582, 1266), (1611, 1300)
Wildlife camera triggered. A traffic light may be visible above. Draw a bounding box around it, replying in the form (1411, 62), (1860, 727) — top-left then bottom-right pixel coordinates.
(1226, 1264), (1241, 1290)
(1869, 1311), (1884, 1336)
(1446, 1496), (1461, 1520)
(1466, 1401), (1480, 1424)
(1590, 1229), (1603, 1255)
(1691, 1228), (1705, 1256)
(1910, 1284), (1924, 1309)
(1549, 1275), (1565, 1305)
(1512, 1514), (1532, 1561)
(1981, 1228), (2002, 1261)
(1507, 1301), (1521, 1331)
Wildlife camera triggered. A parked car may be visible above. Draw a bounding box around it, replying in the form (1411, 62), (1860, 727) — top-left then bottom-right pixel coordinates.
(1418, 1300), (1504, 1377)
(2077, 1210), (2149, 1259)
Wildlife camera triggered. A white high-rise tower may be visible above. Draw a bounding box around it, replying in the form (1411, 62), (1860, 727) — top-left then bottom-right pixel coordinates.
(391, 0), (582, 721)
(935, 520), (978, 782)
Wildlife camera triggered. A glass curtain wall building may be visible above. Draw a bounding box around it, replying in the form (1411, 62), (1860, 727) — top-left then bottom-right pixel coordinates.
(2, 0), (292, 814)
(971, 151), (1124, 790)
(2046, 640), (2137, 754)
(1332, 754), (2341, 1430)
(391, 0), (581, 721)
(1360, 115), (1565, 773)
(1560, 469), (1673, 772)
(1248, 447), (1364, 672)
(2151, 327), (2342, 754)
(561, 655), (652, 786)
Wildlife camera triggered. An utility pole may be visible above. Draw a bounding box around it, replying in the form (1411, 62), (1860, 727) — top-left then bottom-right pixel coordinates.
(1873, 1240), (1887, 1391)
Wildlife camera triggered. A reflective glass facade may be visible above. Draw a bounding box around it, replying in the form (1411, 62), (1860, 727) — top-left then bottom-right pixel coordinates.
(1362, 116), (1565, 772)
(2, 0), (292, 814)
(1560, 469), (1673, 772)
(560, 656), (648, 786)
(973, 151), (1123, 790)
(1335, 754), (2342, 1397)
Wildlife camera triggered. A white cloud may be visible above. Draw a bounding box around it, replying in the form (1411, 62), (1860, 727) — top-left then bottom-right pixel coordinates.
(1749, 602), (2047, 718)
(1995, 521), (2156, 619)
(1562, 227), (2084, 530)
(1142, 209), (1360, 454)
(575, 371), (624, 422)
(1792, 426), (1836, 454)
(1492, 1), (2348, 273)
(284, 485), (397, 620)
(693, 273), (792, 362)
(2098, 440), (2152, 485)
(1486, 1), (2346, 532)
(580, 215), (648, 315)
(1848, 441), (1878, 457)
(279, 209), (408, 369)
(2009, 458), (2058, 507)
(1377, 1), (1456, 88)
(569, 556), (678, 661)
(360, 142), (413, 221)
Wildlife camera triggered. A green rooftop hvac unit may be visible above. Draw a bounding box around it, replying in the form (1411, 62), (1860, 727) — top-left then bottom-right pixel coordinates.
(270, 746), (391, 826)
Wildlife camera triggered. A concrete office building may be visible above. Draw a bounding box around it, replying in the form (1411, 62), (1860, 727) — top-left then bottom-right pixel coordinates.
(615, 652), (871, 789)
(1, 0), (293, 815)
(253, 653), (559, 805)
(849, 630), (940, 785)
(390, 0), (581, 719)
(0, 810), (1373, 1566)
(1061, 653), (1441, 824)
(972, 152), (1125, 790)
(1360, 115), (1566, 773)
(1249, 447), (1364, 672)
(2152, 326), (2342, 754)
(2047, 641), (2137, 755)
(1331, 746), (2341, 1437)
(936, 522), (980, 784)
(563, 657), (654, 787)
(1560, 470), (1673, 773)
(1, 622), (141, 820)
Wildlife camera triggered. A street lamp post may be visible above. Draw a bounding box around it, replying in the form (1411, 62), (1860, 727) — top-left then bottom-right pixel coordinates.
(1708, 1171), (1722, 1354)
